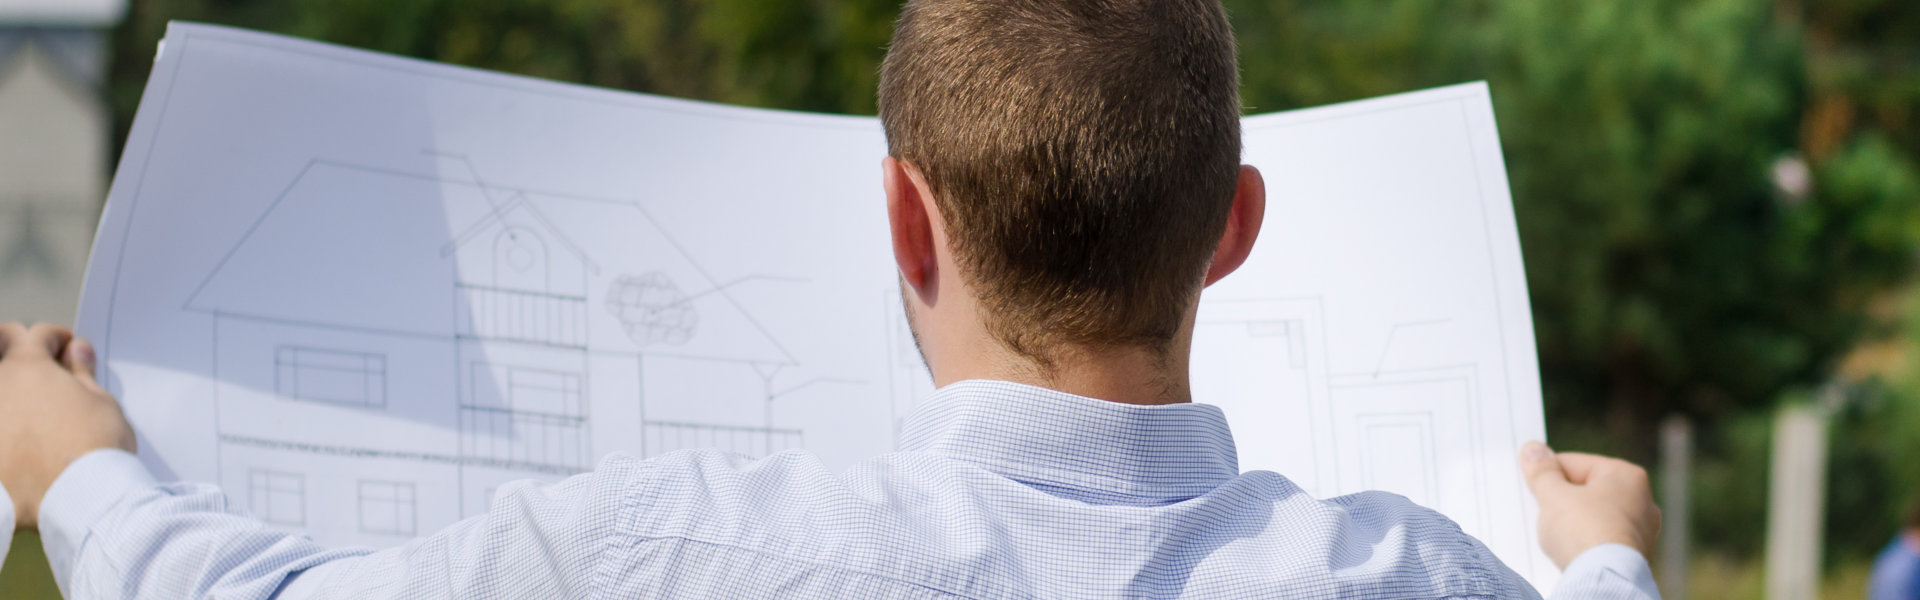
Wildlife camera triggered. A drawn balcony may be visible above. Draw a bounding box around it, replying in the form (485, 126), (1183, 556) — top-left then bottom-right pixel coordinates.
(458, 408), (591, 472)
(455, 284), (589, 348)
(459, 365), (591, 472)
(643, 421), (804, 458)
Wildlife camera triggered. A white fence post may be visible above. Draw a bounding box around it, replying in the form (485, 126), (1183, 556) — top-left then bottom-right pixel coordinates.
(1765, 403), (1830, 600)
(1659, 415), (1692, 600)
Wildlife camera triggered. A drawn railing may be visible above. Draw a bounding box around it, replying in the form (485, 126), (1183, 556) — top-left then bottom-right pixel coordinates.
(643, 421), (804, 458)
(458, 406), (592, 471)
(456, 284), (588, 347)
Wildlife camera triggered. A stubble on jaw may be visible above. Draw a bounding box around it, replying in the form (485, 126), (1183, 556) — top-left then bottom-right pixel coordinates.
(901, 279), (933, 375)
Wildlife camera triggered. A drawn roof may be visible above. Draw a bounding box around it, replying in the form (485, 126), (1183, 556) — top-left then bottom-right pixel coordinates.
(187, 159), (794, 365)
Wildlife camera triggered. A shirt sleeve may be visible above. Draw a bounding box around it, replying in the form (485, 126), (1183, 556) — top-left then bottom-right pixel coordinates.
(1549, 543), (1662, 600)
(277, 455), (648, 599)
(38, 448), (648, 600)
(1, 477), (14, 569)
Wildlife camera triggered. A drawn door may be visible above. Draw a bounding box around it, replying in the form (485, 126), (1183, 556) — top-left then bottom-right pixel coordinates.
(1328, 366), (1490, 534)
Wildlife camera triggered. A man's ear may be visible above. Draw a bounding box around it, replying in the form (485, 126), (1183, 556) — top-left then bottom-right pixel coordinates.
(884, 156), (940, 303)
(1203, 165), (1267, 287)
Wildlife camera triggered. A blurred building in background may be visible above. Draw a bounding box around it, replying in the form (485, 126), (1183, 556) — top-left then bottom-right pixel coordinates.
(0, 0), (123, 323)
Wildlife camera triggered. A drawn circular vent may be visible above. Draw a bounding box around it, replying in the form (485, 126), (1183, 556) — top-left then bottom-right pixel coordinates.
(606, 272), (698, 346)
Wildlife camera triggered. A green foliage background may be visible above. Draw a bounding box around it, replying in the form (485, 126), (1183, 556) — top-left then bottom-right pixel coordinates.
(7, 0), (1919, 597)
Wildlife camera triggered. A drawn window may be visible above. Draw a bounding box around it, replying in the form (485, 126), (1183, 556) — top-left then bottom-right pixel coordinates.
(248, 469), (305, 526)
(275, 346), (386, 407)
(357, 481), (416, 536)
(493, 227), (550, 292)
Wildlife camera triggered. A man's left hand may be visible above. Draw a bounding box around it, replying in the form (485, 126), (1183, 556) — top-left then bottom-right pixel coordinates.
(0, 323), (136, 529)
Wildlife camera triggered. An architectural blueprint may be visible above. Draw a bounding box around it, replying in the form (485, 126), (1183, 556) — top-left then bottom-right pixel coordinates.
(76, 23), (1556, 587)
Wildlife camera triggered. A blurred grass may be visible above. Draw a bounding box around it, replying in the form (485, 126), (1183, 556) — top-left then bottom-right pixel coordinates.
(0, 532), (59, 599)
(1682, 553), (1871, 600)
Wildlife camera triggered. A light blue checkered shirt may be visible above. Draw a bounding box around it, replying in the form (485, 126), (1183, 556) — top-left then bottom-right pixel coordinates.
(30, 380), (1657, 598)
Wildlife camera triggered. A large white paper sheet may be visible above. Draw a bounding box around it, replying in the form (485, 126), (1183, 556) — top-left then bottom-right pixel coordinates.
(77, 23), (1555, 587)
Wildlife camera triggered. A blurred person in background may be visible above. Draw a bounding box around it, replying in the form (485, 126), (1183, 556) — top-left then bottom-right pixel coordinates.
(1871, 500), (1920, 600)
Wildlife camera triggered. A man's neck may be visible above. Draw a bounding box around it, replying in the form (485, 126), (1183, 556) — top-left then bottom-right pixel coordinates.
(912, 287), (1201, 406)
(944, 344), (1191, 406)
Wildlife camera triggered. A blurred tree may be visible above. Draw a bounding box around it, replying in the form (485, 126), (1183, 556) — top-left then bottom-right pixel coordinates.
(108, 0), (897, 144)
(1234, 0), (1920, 459)
(1799, 0), (1920, 161)
(282, 0), (896, 112)
(1688, 409), (1776, 559)
(1793, 0), (1920, 567)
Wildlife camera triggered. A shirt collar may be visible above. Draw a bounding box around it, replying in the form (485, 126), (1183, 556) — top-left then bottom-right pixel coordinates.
(898, 379), (1239, 506)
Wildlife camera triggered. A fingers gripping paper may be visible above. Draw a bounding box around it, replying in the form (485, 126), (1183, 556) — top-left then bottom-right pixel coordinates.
(76, 23), (1557, 588)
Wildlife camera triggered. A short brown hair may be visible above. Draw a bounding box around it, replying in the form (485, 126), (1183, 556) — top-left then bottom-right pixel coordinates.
(878, 0), (1243, 364)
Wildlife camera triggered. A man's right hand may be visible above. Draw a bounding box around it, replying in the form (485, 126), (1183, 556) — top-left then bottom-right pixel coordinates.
(0, 322), (138, 529)
(1519, 441), (1662, 569)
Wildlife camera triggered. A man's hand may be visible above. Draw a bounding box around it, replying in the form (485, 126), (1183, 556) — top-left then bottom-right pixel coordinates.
(1520, 441), (1661, 569)
(0, 323), (136, 529)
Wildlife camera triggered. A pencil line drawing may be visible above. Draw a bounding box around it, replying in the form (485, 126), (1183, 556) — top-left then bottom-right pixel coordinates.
(1189, 297), (1336, 496)
(356, 480), (417, 536)
(274, 345), (387, 409)
(642, 421), (804, 457)
(247, 468), (305, 527)
(187, 155), (860, 541)
(1355, 412), (1439, 507)
(1330, 366), (1494, 545)
(1370, 319), (1451, 377)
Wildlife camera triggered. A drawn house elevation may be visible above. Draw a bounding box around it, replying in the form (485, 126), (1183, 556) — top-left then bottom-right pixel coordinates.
(187, 158), (801, 544)
(1189, 298), (1491, 533)
(1189, 298), (1337, 496)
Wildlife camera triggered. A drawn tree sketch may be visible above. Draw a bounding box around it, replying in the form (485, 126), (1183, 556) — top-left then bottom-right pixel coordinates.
(607, 272), (698, 345)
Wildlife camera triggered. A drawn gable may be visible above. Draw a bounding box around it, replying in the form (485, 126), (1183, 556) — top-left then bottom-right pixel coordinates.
(446, 199), (591, 299)
(445, 198), (594, 348)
